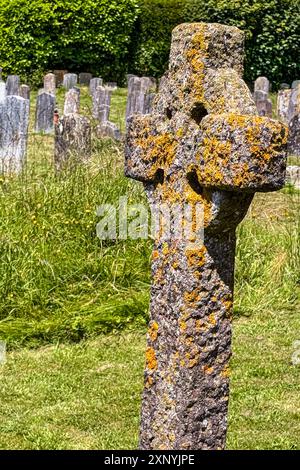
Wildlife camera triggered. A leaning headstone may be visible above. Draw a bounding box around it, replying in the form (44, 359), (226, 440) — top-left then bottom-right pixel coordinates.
(126, 76), (156, 124)
(287, 114), (300, 156)
(54, 114), (91, 171)
(89, 77), (103, 97)
(44, 73), (56, 94)
(285, 165), (300, 189)
(64, 88), (80, 115)
(79, 73), (92, 86)
(0, 95), (30, 173)
(6, 75), (20, 96)
(92, 86), (111, 122)
(63, 73), (78, 90)
(35, 91), (55, 133)
(96, 121), (122, 141)
(53, 70), (68, 87)
(19, 84), (30, 100)
(277, 89), (292, 123)
(287, 84), (300, 122)
(125, 22), (287, 450)
(254, 76), (270, 94)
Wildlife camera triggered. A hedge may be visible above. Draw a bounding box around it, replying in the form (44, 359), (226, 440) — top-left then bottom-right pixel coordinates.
(0, 0), (139, 85)
(0, 0), (299, 88)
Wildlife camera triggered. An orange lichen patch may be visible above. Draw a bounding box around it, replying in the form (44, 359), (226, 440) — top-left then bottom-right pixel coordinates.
(208, 313), (217, 326)
(153, 267), (164, 285)
(146, 347), (158, 370)
(162, 242), (169, 256)
(136, 132), (178, 179)
(220, 364), (230, 378)
(184, 289), (202, 305)
(185, 24), (208, 105)
(203, 365), (214, 375)
(152, 250), (159, 260)
(184, 179), (212, 228)
(185, 245), (207, 269)
(231, 162), (255, 187)
(148, 321), (159, 342)
(172, 261), (179, 269)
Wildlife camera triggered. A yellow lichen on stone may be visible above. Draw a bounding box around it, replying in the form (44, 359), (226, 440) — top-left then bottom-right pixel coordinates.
(149, 321), (159, 342)
(146, 346), (158, 370)
(185, 245), (207, 268)
(220, 364), (230, 378)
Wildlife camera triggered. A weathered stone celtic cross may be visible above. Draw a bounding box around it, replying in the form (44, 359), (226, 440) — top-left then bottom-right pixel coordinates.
(125, 23), (287, 450)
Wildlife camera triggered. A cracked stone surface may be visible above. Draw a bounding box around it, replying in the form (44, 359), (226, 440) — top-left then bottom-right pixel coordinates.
(125, 22), (288, 450)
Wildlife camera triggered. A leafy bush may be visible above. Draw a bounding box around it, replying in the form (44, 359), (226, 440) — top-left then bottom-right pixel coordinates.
(0, 0), (139, 85)
(183, 0), (300, 88)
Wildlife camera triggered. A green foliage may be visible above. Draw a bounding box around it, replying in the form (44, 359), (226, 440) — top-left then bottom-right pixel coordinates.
(0, 0), (139, 85)
(0, 0), (298, 88)
(129, 0), (186, 77)
(183, 0), (300, 87)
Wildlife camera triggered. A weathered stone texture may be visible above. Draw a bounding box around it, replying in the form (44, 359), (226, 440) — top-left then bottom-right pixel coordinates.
(63, 73), (78, 90)
(54, 114), (91, 171)
(277, 89), (292, 124)
(89, 78), (103, 97)
(35, 92), (55, 134)
(19, 85), (30, 100)
(44, 73), (56, 94)
(79, 73), (92, 85)
(92, 86), (111, 122)
(0, 96), (30, 173)
(125, 22), (287, 451)
(287, 114), (300, 156)
(6, 75), (20, 96)
(64, 88), (80, 115)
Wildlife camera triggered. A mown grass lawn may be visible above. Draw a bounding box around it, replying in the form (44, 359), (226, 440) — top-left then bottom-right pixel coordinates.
(0, 86), (299, 449)
(1, 306), (300, 450)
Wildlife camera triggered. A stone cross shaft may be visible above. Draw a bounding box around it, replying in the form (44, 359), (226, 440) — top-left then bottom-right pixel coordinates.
(125, 23), (287, 450)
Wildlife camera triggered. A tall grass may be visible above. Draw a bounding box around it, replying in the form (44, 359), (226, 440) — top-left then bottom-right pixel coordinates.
(0, 87), (298, 347)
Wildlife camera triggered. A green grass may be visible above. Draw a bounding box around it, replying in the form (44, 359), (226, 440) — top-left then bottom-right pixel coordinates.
(0, 86), (299, 449)
(1, 315), (300, 449)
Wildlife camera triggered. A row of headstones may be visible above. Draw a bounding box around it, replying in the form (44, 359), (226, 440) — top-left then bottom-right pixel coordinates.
(254, 76), (300, 156)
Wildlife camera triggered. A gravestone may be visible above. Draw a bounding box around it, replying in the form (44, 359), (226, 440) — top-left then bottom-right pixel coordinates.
(125, 22), (287, 450)
(254, 76), (270, 94)
(277, 89), (292, 124)
(253, 89), (272, 117)
(287, 114), (300, 156)
(19, 84), (30, 100)
(53, 70), (68, 87)
(6, 75), (20, 96)
(287, 83), (300, 122)
(280, 83), (290, 90)
(292, 80), (300, 89)
(0, 81), (7, 103)
(96, 121), (122, 141)
(54, 114), (91, 171)
(285, 165), (300, 189)
(64, 88), (80, 115)
(63, 73), (78, 90)
(126, 74), (135, 86)
(79, 73), (92, 86)
(44, 73), (56, 94)
(0, 95), (30, 173)
(89, 77), (103, 97)
(92, 86), (111, 122)
(106, 82), (117, 90)
(35, 91), (55, 133)
(126, 76), (156, 124)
